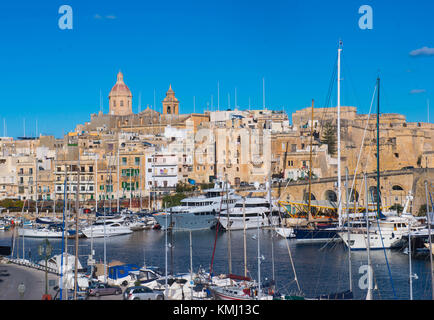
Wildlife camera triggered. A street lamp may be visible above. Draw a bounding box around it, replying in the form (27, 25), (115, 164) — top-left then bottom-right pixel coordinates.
(38, 238), (52, 297)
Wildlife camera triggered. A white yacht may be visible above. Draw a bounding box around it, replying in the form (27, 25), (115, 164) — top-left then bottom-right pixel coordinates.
(337, 216), (417, 250)
(17, 226), (65, 238)
(153, 181), (241, 231)
(82, 217), (133, 238)
(218, 197), (281, 231)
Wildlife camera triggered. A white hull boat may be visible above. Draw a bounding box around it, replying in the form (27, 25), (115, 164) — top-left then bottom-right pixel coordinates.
(219, 197), (281, 231)
(275, 227), (295, 238)
(337, 217), (413, 250)
(82, 222), (133, 238)
(18, 227), (64, 238)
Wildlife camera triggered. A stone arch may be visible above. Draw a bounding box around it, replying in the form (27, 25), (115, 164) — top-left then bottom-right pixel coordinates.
(347, 188), (359, 202)
(369, 186), (381, 204)
(303, 190), (317, 201)
(391, 185), (404, 191)
(324, 190), (337, 202)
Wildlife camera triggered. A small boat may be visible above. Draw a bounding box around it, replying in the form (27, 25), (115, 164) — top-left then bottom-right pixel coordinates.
(275, 227), (295, 238)
(337, 217), (413, 250)
(17, 226), (65, 238)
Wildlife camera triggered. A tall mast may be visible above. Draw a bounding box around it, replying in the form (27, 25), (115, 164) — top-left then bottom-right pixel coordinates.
(376, 77), (381, 217)
(365, 173), (373, 300)
(308, 99), (314, 221)
(268, 171), (275, 284)
(225, 175), (232, 275)
(242, 196), (247, 278)
(74, 153), (80, 300)
(117, 140), (120, 213)
(345, 167), (352, 292)
(425, 181), (434, 300)
(337, 40), (343, 227)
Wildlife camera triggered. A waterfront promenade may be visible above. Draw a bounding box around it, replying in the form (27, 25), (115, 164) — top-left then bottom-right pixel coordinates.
(0, 258), (58, 300)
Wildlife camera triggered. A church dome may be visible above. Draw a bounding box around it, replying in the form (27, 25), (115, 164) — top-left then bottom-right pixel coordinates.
(109, 71), (132, 97)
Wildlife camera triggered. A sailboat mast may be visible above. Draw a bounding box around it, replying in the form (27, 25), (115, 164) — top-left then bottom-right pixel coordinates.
(365, 173), (373, 300)
(243, 196), (247, 278)
(268, 172), (275, 283)
(337, 40), (343, 227)
(425, 181), (434, 300)
(408, 219), (413, 300)
(74, 154), (80, 300)
(225, 175), (232, 275)
(308, 99), (314, 221)
(376, 77), (381, 217)
(117, 140), (120, 213)
(345, 167), (352, 292)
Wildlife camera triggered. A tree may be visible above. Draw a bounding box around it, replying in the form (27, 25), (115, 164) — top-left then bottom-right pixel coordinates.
(162, 193), (187, 208)
(390, 203), (403, 214)
(418, 204), (427, 217)
(321, 121), (337, 156)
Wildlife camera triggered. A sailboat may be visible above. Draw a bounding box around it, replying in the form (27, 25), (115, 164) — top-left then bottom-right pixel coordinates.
(291, 56), (344, 243)
(337, 77), (421, 250)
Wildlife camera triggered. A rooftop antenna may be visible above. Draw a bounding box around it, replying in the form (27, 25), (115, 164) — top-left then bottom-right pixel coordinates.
(23, 118), (26, 137)
(262, 77), (265, 109)
(36, 119), (38, 137)
(217, 81), (220, 111)
(428, 98), (430, 123)
(249, 97), (251, 111)
(235, 87), (237, 109)
(211, 95), (214, 111)
(228, 93), (230, 109)
(3, 118), (6, 137)
(154, 89), (156, 113)
(193, 96), (196, 113)
(100, 89), (103, 113)
(138, 92), (142, 113)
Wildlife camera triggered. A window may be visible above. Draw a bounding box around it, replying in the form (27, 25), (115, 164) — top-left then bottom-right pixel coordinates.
(120, 100), (124, 107)
(135, 157), (140, 165)
(89, 166), (93, 172)
(122, 157), (127, 165)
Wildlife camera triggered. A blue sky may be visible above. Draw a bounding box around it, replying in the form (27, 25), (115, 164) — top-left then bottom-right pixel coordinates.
(0, 0), (433, 138)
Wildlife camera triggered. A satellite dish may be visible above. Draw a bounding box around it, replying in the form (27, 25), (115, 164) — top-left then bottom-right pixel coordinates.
(254, 182), (260, 190)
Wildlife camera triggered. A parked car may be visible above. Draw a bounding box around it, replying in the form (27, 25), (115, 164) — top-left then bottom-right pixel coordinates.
(123, 286), (164, 300)
(87, 283), (122, 297)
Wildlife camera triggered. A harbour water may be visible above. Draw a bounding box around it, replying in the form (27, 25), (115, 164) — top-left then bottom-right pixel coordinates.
(1, 227), (433, 300)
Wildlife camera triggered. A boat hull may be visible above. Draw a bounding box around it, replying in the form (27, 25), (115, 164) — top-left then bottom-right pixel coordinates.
(294, 227), (340, 243)
(17, 228), (64, 238)
(153, 213), (217, 231)
(82, 226), (133, 238)
(275, 227), (295, 238)
(337, 230), (404, 250)
(219, 216), (280, 231)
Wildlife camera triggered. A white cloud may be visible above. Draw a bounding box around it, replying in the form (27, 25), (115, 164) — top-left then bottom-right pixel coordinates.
(410, 89), (427, 94)
(94, 14), (103, 19)
(409, 46), (434, 57)
(106, 15), (116, 19)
